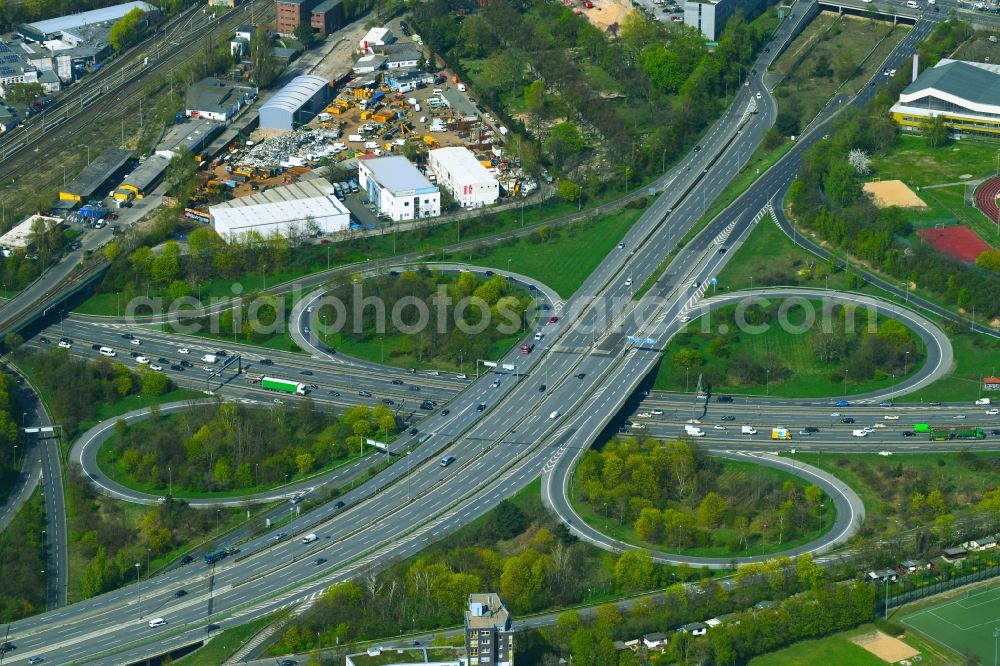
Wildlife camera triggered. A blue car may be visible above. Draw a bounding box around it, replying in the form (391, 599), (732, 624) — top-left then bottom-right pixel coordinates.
(835, 400), (850, 407)
(274, 532), (288, 541)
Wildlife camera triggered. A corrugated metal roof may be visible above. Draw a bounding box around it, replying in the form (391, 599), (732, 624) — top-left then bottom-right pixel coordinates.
(260, 75), (328, 115)
(26, 1), (155, 37)
(63, 147), (133, 198)
(211, 178), (350, 232)
(900, 59), (1000, 109)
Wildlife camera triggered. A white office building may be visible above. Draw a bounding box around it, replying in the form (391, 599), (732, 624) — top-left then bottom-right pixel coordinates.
(358, 156), (440, 222)
(428, 147), (498, 209)
(211, 178), (351, 240)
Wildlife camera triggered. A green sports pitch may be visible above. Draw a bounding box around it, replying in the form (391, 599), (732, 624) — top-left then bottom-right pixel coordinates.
(901, 583), (1000, 664)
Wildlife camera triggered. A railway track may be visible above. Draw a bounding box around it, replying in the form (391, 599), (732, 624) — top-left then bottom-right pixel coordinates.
(0, 0), (273, 192)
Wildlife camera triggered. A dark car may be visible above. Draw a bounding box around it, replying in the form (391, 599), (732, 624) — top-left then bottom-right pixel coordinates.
(279, 660), (298, 666)
(539, 384), (546, 392)
(274, 532), (288, 541)
(39, 336), (49, 343)
(130, 351), (141, 358)
(333, 501), (345, 509)
(359, 390), (372, 397)
(803, 426), (820, 433)
(408, 385), (421, 391)
(314, 558), (327, 565)
(301, 370), (314, 376)
(382, 398), (394, 405)
(1, 641), (15, 651)
(170, 364), (184, 371)
(174, 589), (187, 598)
(441, 409), (450, 416)
(902, 431), (917, 437)
(420, 402), (434, 411)
(259, 358), (273, 366)
(180, 360), (193, 367)
(122, 333), (134, 340)
(92, 343), (102, 350)
(716, 396), (734, 403)
(721, 415), (736, 421)
(180, 555), (194, 565)
(328, 390), (341, 397)
(157, 357), (168, 364)
(391, 379), (404, 385)
(409, 427), (418, 435)
(718, 247), (728, 254)
(693, 145), (702, 152)
(215, 350), (228, 357)
(929, 401), (942, 406)
(477, 403), (486, 412)
(841, 417), (855, 424)
(575, 373), (586, 379)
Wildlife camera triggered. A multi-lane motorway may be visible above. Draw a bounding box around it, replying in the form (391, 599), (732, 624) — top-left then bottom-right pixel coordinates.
(0, 3), (990, 664)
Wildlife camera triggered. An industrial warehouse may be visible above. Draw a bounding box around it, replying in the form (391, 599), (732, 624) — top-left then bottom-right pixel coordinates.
(210, 178), (351, 240)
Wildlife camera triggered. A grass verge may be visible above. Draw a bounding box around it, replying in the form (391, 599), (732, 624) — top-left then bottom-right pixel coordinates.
(747, 622), (946, 666)
(174, 613), (280, 666)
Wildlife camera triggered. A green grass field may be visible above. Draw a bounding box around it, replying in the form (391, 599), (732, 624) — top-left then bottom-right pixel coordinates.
(901, 584), (1000, 665)
(444, 207), (643, 298)
(653, 299), (924, 398)
(749, 623), (944, 666)
(898, 330), (1000, 403)
(869, 135), (1000, 188)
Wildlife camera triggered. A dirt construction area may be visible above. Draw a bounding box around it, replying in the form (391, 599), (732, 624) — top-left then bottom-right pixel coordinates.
(581, 0), (634, 30)
(864, 179), (928, 209)
(849, 630), (921, 663)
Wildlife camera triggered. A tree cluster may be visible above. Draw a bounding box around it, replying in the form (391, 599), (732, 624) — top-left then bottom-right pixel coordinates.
(0, 483), (44, 622)
(109, 7), (147, 53)
(526, 570), (874, 665)
(671, 301), (923, 392)
(788, 20), (1000, 321)
(66, 468), (221, 600)
(411, 0), (774, 187)
(18, 349), (171, 437)
(577, 437), (828, 553)
(108, 401), (394, 493)
(319, 268), (532, 368)
(0, 372), (20, 502)
(278, 496), (615, 652)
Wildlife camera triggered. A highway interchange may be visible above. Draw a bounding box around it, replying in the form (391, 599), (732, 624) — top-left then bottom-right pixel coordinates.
(1, 1), (1000, 664)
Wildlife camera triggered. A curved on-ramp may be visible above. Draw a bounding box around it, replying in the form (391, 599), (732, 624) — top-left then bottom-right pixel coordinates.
(545, 286), (953, 567)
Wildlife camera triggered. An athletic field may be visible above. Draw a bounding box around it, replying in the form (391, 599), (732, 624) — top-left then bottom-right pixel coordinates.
(901, 583), (1000, 664)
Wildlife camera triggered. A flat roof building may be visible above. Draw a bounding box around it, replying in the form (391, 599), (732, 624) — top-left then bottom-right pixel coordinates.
(891, 59), (1000, 137)
(276, 0), (319, 36)
(59, 147), (135, 203)
(464, 593), (513, 666)
(185, 77), (257, 122)
(259, 75), (331, 131)
(120, 155), (171, 198)
(359, 27), (394, 52)
(310, 0), (343, 36)
(428, 147), (499, 209)
(0, 214), (60, 250)
(684, 0), (766, 41)
(210, 178), (351, 240)
(358, 156), (440, 222)
(155, 118), (223, 160)
(20, 1), (156, 41)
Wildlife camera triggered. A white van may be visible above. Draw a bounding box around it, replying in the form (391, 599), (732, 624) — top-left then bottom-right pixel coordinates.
(457, 83), (467, 92)
(148, 618), (167, 627)
(741, 425), (757, 435)
(975, 398), (991, 406)
(630, 422), (646, 430)
(852, 429), (869, 437)
(302, 533), (318, 543)
(99, 346), (116, 357)
(905, 0), (917, 7)
(549, 411), (560, 419)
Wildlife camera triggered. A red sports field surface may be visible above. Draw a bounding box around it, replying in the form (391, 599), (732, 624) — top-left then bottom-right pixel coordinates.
(916, 226), (992, 263)
(974, 176), (1000, 222)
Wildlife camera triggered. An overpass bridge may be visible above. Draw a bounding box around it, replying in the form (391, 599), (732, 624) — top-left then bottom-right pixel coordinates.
(0, 261), (109, 341)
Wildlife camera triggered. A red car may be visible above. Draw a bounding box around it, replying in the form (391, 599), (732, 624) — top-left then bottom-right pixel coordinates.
(548, 316), (559, 324)
(583, 0), (593, 7)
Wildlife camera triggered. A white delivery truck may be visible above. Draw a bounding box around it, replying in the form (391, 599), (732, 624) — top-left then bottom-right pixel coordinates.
(684, 425), (705, 437)
(301, 533), (318, 543)
(852, 429), (869, 437)
(201, 354), (218, 363)
(741, 425), (757, 435)
(975, 398), (991, 405)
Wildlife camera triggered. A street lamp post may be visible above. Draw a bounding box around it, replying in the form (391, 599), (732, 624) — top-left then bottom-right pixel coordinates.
(255, 463), (259, 487)
(146, 548), (151, 576)
(459, 348), (464, 373)
(216, 509), (220, 533)
(168, 467), (172, 497)
(134, 563), (142, 619)
(904, 351), (910, 376)
(993, 625), (999, 666)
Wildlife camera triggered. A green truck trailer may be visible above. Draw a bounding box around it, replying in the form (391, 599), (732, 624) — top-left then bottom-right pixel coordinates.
(928, 426), (985, 441)
(261, 377), (307, 395)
